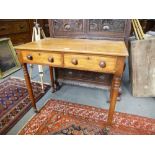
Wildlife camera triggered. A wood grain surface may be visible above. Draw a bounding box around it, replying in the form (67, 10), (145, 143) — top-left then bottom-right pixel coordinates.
(130, 38), (155, 97)
(15, 38), (128, 56)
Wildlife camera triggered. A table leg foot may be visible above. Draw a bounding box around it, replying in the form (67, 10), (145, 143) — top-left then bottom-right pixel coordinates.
(55, 81), (61, 91)
(33, 107), (38, 113)
(51, 88), (56, 93)
(102, 127), (110, 135)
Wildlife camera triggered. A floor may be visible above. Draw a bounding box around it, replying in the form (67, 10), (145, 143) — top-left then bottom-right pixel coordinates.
(1, 61), (155, 135)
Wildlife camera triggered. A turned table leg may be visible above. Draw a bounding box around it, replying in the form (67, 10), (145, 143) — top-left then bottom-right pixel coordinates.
(49, 66), (55, 93)
(107, 76), (121, 125)
(22, 63), (37, 112)
(107, 57), (125, 126)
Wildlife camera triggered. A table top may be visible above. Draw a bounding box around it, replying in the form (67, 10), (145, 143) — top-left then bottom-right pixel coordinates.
(15, 38), (128, 56)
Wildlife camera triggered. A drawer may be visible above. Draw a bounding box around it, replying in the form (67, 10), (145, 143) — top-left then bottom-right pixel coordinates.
(0, 21), (29, 35)
(64, 54), (117, 73)
(22, 51), (63, 66)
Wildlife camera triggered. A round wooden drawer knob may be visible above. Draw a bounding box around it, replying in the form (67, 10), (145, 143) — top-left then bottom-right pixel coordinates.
(27, 55), (33, 60)
(48, 57), (54, 63)
(99, 60), (106, 68)
(71, 58), (78, 65)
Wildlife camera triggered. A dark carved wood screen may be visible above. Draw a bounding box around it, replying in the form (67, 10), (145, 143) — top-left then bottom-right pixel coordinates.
(49, 19), (131, 42)
(48, 19), (131, 89)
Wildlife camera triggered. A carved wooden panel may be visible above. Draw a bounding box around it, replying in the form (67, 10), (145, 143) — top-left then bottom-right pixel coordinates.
(49, 19), (131, 41)
(88, 19), (125, 32)
(54, 19), (83, 32)
(86, 19), (129, 40)
(49, 19), (85, 37)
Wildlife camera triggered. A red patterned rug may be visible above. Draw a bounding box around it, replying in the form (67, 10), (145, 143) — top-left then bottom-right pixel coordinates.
(19, 99), (155, 135)
(0, 77), (50, 134)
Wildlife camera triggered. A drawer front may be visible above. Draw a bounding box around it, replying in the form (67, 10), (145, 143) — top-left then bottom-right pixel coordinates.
(64, 54), (117, 73)
(22, 51), (63, 66)
(0, 21), (29, 35)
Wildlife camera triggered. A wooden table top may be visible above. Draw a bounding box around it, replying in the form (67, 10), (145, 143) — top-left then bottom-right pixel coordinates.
(15, 38), (128, 56)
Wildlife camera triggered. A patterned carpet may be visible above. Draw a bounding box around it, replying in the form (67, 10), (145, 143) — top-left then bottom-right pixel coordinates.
(19, 99), (155, 135)
(0, 78), (50, 134)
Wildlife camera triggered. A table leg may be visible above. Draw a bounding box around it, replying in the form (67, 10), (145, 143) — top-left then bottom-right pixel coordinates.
(22, 63), (37, 112)
(109, 80), (121, 102)
(107, 75), (121, 125)
(54, 68), (61, 91)
(38, 65), (44, 93)
(49, 66), (55, 93)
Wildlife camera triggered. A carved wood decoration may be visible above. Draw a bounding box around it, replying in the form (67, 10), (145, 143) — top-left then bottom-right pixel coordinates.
(54, 19), (83, 32)
(48, 19), (131, 90)
(49, 19), (131, 41)
(86, 19), (130, 40)
(50, 19), (85, 38)
(88, 19), (125, 32)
